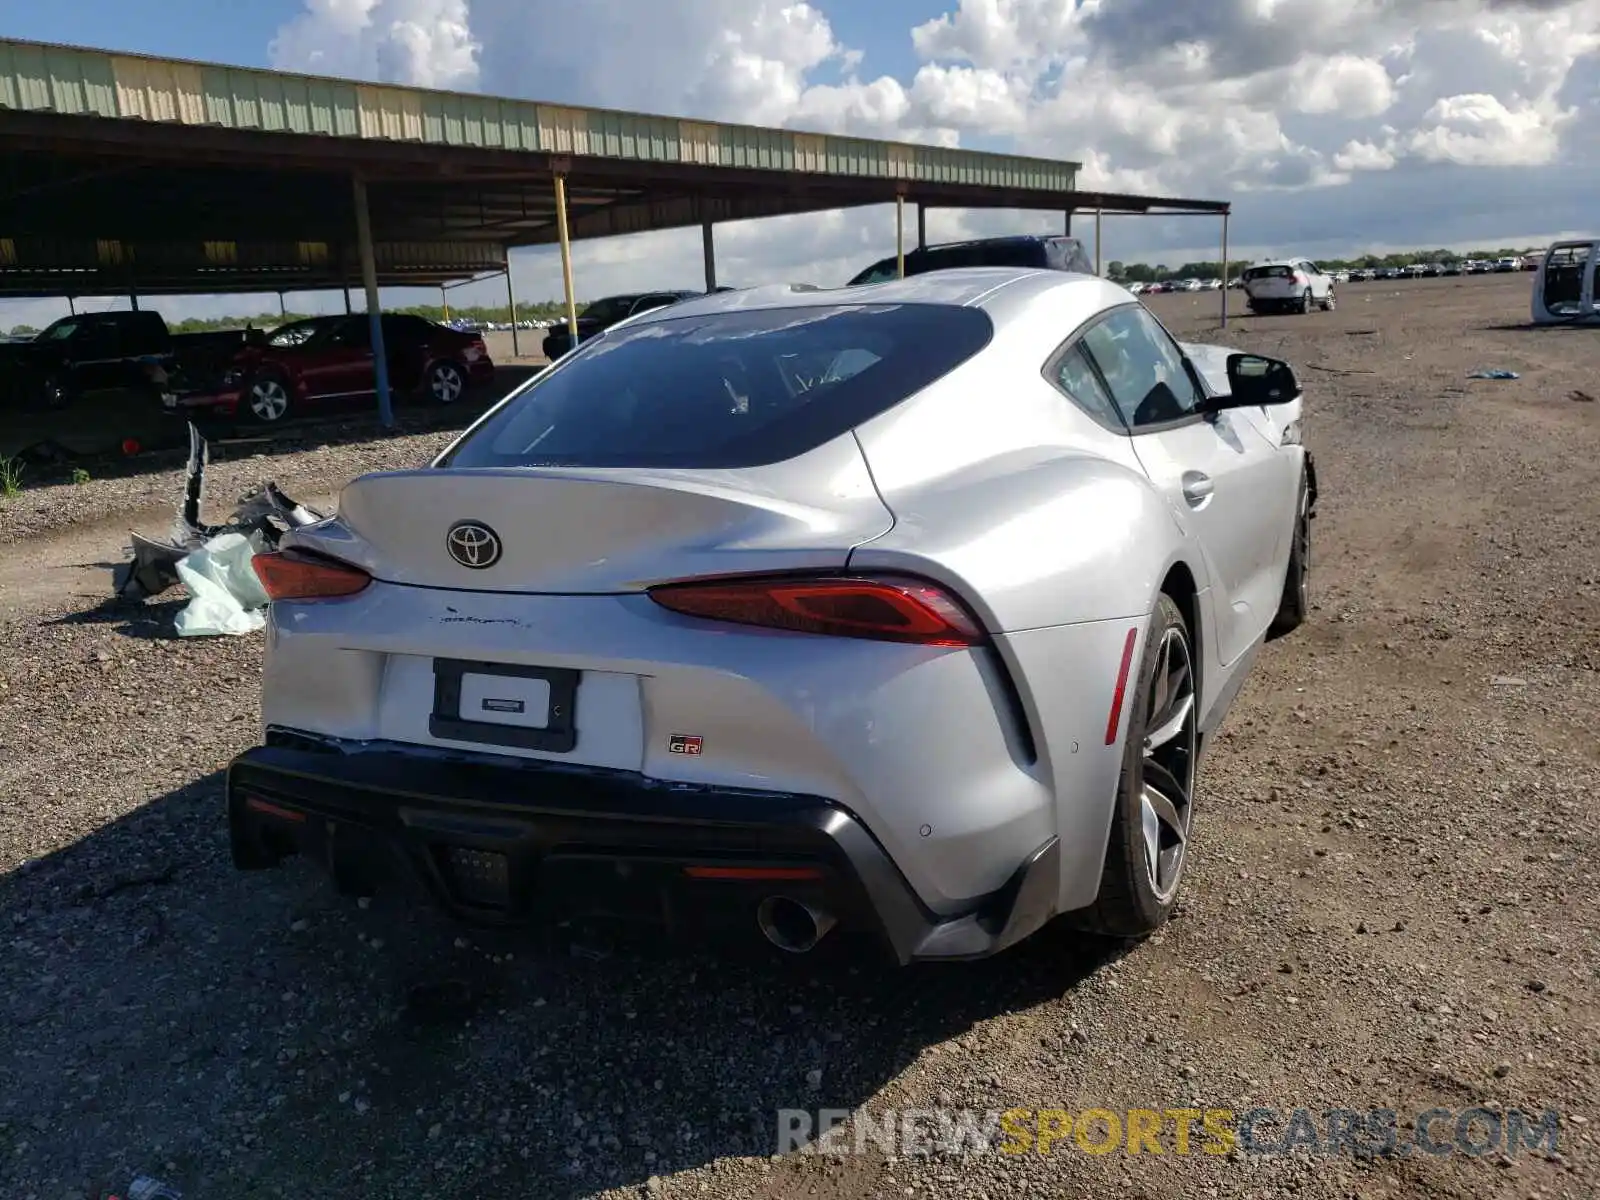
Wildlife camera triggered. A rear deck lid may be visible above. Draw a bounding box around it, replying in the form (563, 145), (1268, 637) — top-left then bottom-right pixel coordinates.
(293, 436), (895, 593)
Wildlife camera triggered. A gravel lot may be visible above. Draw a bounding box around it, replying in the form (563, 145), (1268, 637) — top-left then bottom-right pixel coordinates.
(1, 272), (1596, 1199)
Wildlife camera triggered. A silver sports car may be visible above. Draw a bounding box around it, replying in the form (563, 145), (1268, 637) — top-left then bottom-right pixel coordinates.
(228, 268), (1316, 963)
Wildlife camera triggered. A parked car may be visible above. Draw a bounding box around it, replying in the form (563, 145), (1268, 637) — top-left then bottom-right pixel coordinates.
(1241, 259), (1337, 313)
(847, 235), (1095, 286)
(541, 292), (701, 360)
(0, 309), (174, 410)
(1531, 240), (1599, 325)
(169, 313), (493, 424)
(227, 270), (1317, 961)
(1494, 256), (1524, 273)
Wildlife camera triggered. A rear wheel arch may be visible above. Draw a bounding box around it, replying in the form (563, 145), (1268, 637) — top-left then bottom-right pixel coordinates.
(1159, 560), (1202, 697)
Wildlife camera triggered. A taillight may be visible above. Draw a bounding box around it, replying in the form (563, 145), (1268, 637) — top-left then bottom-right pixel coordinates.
(252, 549), (371, 601)
(647, 575), (984, 646)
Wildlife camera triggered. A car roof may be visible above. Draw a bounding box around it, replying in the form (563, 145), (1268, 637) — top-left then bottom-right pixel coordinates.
(622, 267), (1127, 327)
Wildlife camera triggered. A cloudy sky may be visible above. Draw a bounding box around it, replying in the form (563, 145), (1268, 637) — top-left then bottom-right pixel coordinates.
(3, 0), (1598, 330)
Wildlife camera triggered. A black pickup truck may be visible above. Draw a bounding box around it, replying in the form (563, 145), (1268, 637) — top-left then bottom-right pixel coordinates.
(0, 309), (179, 410)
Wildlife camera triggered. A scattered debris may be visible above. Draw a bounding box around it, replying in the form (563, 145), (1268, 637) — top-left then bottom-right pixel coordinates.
(1307, 364), (1376, 375)
(1466, 368), (1519, 380)
(110, 421), (326, 634)
(123, 1176), (183, 1200)
(1570, 389), (1595, 403)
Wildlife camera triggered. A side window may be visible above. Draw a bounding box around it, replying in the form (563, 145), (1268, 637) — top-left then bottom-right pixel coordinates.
(1079, 305), (1204, 430)
(328, 318), (371, 348)
(1048, 343), (1123, 429)
(852, 261), (899, 285)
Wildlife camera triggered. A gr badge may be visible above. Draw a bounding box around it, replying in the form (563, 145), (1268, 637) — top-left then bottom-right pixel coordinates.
(668, 734), (704, 755)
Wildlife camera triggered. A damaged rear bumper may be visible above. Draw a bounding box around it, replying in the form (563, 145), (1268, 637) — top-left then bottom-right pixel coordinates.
(226, 735), (1060, 964)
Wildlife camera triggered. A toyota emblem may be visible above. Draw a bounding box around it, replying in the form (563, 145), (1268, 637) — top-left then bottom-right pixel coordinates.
(446, 520), (502, 569)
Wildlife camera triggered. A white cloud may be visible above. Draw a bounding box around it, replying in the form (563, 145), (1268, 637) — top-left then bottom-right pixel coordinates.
(1406, 93), (1569, 166)
(268, 0), (479, 89)
(1333, 138), (1398, 172)
(1293, 55), (1397, 117)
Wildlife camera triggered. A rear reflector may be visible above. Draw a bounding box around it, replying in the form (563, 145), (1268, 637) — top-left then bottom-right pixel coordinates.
(1105, 627), (1140, 745)
(648, 575), (984, 646)
(252, 548), (371, 601)
(683, 865), (824, 881)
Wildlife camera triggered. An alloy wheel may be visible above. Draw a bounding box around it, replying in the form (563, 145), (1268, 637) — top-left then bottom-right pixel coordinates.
(1139, 624), (1197, 904)
(250, 379), (289, 421)
(431, 364), (464, 404)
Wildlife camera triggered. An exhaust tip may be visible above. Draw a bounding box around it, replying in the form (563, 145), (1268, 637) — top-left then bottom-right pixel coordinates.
(757, 895), (836, 953)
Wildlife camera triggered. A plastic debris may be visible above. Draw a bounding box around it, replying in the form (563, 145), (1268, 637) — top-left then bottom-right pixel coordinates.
(125, 1176), (183, 1200)
(112, 420), (326, 608)
(173, 531), (272, 637)
(1466, 368), (1519, 380)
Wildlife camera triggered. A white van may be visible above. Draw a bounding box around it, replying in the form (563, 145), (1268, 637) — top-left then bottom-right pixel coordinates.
(1531, 241), (1599, 325)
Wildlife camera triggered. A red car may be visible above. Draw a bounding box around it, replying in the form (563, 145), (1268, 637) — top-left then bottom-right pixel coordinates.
(170, 313), (494, 423)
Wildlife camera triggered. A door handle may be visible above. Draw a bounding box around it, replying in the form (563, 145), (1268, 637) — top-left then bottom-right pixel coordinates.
(1181, 471), (1214, 506)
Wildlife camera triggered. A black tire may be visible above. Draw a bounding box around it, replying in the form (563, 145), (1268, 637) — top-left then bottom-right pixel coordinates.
(1321, 287), (1337, 312)
(1298, 288), (1313, 314)
(243, 373), (292, 423)
(1073, 594), (1198, 939)
(1268, 469), (1312, 640)
(424, 360), (467, 406)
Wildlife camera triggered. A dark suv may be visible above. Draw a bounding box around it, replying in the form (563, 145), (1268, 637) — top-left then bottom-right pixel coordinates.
(848, 235), (1095, 285)
(0, 309), (174, 409)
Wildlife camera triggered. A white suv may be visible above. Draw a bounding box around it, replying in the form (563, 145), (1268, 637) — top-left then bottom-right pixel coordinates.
(1242, 259), (1336, 314)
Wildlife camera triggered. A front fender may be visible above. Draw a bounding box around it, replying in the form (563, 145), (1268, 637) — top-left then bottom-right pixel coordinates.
(846, 449), (1210, 633)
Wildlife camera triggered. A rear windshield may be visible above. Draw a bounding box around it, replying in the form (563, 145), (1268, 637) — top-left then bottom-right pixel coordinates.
(437, 303), (993, 470)
(1244, 266), (1293, 280)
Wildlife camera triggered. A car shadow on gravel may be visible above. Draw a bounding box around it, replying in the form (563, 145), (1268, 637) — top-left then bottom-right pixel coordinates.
(0, 766), (1131, 1197)
(45, 597), (189, 640)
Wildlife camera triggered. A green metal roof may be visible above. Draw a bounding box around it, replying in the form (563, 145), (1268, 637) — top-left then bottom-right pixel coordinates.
(0, 38), (1226, 297)
(0, 37), (1082, 194)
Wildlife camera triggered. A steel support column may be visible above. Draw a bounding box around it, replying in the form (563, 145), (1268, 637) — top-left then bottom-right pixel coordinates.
(896, 195), (906, 278)
(1064, 210), (1072, 235)
(555, 173), (579, 345)
(352, 175), (393, 427)
(1094, 208), (1103, 275)
(504, 259), (521, 356)
(702, 219), (717, 291)
(917, 204), (927, 250)
(1220, 210), (1231, 328)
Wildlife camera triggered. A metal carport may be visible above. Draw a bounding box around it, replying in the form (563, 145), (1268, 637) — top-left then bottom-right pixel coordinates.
(0, 37), (1230, 427)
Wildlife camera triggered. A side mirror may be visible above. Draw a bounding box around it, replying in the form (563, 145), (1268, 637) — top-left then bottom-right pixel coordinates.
(1220, 353), (1301, 408)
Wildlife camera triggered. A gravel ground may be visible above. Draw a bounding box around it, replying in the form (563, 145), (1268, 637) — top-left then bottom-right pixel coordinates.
(1, 273), (1597, 1199)
(0, 419), (462, 548)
